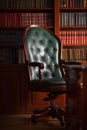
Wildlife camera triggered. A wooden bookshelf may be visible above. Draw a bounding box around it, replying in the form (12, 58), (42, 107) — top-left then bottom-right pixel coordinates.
(59, 0), (87, 62)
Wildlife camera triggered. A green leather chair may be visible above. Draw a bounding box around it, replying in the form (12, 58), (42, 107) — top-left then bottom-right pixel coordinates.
(23, 25), (67, 126)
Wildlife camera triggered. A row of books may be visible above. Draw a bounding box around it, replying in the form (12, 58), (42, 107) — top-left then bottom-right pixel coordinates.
(59, 30), (87, 46)
(60, 12), (87, 26)
(62, 47), (87, 62)
(0, 13), (53, 28)
(0, 0), (53, 8)
(0, 47), (87, 64)
(0, 48), (25, 64)
(60, 0), (87, 8)
(0, 29), (87, 63)
(20, 13), (53, 27)
(0, 30), (23, 46)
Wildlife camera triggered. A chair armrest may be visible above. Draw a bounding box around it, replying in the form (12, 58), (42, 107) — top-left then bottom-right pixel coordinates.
(26, 60), (44, 80)
(29, 62), (44, 69)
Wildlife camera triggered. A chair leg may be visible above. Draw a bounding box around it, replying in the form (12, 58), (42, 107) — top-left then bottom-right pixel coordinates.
(51, 106), (65, 126)
(31, 106), (52, 124)
(50, 98), (66, 126)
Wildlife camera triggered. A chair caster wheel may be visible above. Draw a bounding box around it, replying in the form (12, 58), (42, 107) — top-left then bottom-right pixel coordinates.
(65, 123), (71, 128)
(60, 121), (65, 127)
(31, 118), (37, 124)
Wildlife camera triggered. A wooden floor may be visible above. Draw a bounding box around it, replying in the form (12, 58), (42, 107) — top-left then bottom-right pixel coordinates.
(0, 114), (85, 130)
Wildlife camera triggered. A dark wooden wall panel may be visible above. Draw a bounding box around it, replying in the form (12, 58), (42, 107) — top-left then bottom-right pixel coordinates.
(0, 64), (66, 114)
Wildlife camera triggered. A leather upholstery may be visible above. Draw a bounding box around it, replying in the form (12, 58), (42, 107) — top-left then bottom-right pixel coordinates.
(25, 26), (66, 85)
(23, 25), (67, 126)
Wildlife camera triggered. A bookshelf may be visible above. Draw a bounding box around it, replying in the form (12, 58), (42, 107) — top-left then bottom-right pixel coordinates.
(59, 0), (87, 62)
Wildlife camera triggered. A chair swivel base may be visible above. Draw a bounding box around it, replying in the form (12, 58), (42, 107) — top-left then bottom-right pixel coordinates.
(31, 99), (66, 127)
(31, 106), (65, 126)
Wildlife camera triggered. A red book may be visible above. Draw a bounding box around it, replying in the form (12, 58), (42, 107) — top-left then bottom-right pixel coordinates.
(0, 13), (5, 27)
(69, 0), (74, 8)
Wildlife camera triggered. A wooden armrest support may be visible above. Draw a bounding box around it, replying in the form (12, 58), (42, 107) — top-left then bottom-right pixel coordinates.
(29, 62), (44, 69)
(26, 61), (44, 80)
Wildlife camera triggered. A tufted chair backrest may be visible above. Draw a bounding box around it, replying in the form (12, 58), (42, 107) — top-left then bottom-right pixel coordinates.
(24, 25), (64, 81)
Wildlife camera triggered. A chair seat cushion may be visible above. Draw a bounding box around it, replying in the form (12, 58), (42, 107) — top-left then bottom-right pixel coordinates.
(29, 80), (66, 92)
